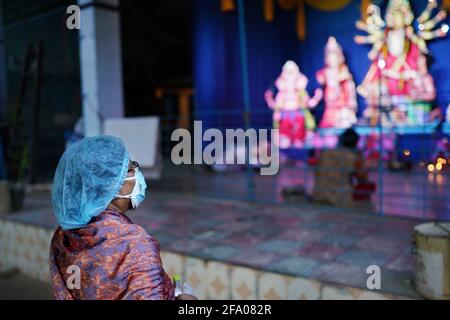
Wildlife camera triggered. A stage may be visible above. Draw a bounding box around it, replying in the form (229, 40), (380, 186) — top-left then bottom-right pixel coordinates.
(279, 123), (449, 162)
(0, 190), (422, 300)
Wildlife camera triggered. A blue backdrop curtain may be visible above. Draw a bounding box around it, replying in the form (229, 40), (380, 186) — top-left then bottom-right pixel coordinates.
(193, 0), (450, 129)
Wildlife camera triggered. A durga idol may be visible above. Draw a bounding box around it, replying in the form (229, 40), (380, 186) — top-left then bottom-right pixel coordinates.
(355, 0), (448, 126)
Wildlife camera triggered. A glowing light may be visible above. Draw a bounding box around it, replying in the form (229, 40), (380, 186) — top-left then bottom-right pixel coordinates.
(419, 161), (425, 167)
(437, 157), (446, 164)
(378, 59), (386, 69)
(427, 164), (435, 172)
(436, 163), (443, 171)
(403, 149), (411, 157)
(442, 24), (450, 34)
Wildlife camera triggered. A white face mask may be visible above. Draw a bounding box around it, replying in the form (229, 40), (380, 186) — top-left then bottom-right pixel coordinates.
(116, 168), (147, 209)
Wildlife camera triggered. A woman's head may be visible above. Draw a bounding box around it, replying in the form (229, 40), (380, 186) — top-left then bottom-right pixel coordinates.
(109, 160), (147, 213)
(52, 135), (143, 230)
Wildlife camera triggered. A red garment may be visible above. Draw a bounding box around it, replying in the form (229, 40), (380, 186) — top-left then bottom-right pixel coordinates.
(50, 209), (174, 300)
(279, 111), (306, 143)
(353, 182), (377, 202)
(363, 38), (420, 97)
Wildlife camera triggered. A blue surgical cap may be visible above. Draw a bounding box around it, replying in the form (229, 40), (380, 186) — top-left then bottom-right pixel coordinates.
(52, 135), (130, 230)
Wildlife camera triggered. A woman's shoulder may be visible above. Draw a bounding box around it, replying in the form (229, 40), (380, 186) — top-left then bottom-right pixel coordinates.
(105, 211), (160, 245)
(97, 211), (162, 255)
(59, 209), (158, 248)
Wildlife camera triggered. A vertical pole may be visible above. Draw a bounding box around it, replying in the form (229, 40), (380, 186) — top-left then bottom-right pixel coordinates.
(0, 0), (6, 180)
(236, 0), (255, 201)
(0, 0), (7, 122)
(422, 126), (428, 219)
(377, 57), (384, 216)
(30, 41), (43, 183)
(236, 0), (251, 118)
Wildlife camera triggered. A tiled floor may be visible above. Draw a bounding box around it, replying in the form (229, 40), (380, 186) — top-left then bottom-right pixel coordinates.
(0, 191), (421, 298)
(151, 164), (450, 220)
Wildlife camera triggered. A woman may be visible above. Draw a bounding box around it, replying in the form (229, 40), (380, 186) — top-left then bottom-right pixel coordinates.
(50, 135), (195, 300)
(313, 128), (376, 209)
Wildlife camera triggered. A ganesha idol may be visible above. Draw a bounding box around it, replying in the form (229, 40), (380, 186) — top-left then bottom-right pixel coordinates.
(316, 36), (358, 129)
(265, 61), (322, 149)
(355, 0), (448, 126)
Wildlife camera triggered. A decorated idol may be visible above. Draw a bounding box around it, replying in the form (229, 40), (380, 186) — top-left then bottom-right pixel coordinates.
(316, 36), (358, 129)
(355, 0), (448, 126)
(265, 61), (322, 148)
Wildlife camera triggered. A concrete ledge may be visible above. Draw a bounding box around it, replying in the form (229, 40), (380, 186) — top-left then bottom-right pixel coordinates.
(0, 219), (417, 300)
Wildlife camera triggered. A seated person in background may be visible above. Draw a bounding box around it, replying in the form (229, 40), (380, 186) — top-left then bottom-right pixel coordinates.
(313, 128), (376, 209)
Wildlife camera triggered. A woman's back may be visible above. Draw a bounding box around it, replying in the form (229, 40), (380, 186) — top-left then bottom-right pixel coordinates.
(50, 209), (174, 300)
(313, 147), (359, 207)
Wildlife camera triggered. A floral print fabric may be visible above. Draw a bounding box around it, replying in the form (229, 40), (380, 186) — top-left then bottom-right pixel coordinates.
(50, 209), (174, 300)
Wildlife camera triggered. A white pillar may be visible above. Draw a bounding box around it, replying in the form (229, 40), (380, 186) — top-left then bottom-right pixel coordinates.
(78, 0), (124, 136)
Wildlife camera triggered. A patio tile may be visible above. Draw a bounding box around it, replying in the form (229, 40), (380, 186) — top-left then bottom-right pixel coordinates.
(385, 254), (415, 273)
(257, 239), (304, 254)
(267, 256), (321, 278)
(228, 250), (281, 269)
(312, 262), (367, 288)
(193, 245), (239, 261)
(296, 243), (346, 261)
(336, 250), (389, 267)
(222, 231), (265, 247)
(357, 236), (406, 255)
(277, 229), (325, 242)
(318, 233), (360, 248)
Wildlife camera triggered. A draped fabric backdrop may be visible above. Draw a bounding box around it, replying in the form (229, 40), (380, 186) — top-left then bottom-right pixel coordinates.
(193, 0), (450, 130)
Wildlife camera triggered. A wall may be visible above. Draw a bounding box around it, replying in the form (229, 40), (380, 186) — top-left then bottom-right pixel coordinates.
(193, 0), (450, 128)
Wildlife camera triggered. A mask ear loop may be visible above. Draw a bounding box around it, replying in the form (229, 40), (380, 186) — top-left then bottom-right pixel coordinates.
(124, 167), (140, 181)
(116, 169), (138, 199)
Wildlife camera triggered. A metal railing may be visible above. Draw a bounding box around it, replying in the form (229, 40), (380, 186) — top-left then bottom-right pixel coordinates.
(155, 105), (450, 222)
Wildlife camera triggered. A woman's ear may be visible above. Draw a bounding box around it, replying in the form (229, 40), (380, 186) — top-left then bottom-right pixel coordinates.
(119, 178), (136, 197)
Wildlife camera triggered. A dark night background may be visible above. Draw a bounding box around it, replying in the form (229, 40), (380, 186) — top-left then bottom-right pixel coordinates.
(1, 0), (194, 180)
